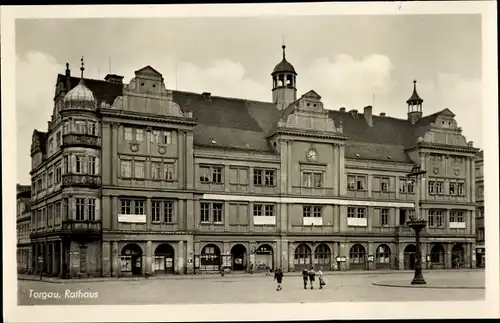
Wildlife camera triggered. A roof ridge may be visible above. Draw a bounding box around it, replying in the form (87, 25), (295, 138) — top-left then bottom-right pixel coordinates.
(172, 89), (274, 105)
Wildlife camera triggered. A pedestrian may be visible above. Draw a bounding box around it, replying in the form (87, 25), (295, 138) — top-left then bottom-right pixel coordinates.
(301, 267), (309, 289)
(318, 267), (325, 289)
(265, 263), (270, 276)
(274, 267), (284, 291)
(308, 266), (316, 289)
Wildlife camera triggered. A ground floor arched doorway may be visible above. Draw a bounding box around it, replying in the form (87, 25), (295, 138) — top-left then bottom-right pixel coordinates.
(314, 244), (331, 270)
(375, 244), (392, 269)
(254, 244), (274, 272)
(349, 244), (367, 270)
(231, 244), (247, 271)
(200, 244), (221, 272)
(430, 244), (445, 269)
(154, 243), (175, 274)
(294, 243), (312, 272)
(403, 244), (416, 270)
(121, 243), (143, 276)
(452, 244), (465, 268)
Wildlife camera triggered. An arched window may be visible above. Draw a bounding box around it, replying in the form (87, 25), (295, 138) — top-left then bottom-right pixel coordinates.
(314, 244), (331, 265)
(349, 244), (366, 264)
(294, 244), (312, 265)
(375, 244), (391, 264)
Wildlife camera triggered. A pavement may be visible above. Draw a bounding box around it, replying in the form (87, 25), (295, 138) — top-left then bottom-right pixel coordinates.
(17, 269), (485, 305)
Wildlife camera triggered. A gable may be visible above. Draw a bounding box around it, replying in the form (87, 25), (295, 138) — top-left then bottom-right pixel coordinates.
(302, 90), (322, 100)
(438, 108), (455, 117)
(134, 65), (163, 79)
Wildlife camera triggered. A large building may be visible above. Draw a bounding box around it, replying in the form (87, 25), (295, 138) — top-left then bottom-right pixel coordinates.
(17, 184), (32, 273)
(28, 47), (479, 277)
(475, 150), (485, 267)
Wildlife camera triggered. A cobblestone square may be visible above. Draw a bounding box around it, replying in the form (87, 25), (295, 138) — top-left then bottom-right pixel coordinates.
(18, 270), (485, 305)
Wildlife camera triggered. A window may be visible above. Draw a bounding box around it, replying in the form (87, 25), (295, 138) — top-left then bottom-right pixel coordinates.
(152, 201), (161, 222)
(380, 178), (389, 192)
(63, 156), (69, 174)
(477, 185), (484, 197)
(134, 200), (145, 215)
(134, 161), (145, 178)
(63, 198), (69, 220)
(88, 122), (97, 136)
(302, 171), (323, 188)
(428, 209), (445, 227)
(88, 199), (96, 221)
(164, 201), (173, 223)
(151, 162), (161, 179)
(477, 207), (484, 218)
(135, 129), (144, 142)
(450, 210), (465, 222)
(120, 200), (132, 215)
(436, 181), (444, 194)
(428, 181), (435, 194)
(75, 120), (86, 133)
(55, 131), (61, 147)
(55, 202), (61, 225)
(124, 127), (133, 140)
(477, 228), (485, 241)
(164, 163), (174, 180)
(75, 156), (83, 174)
(199, 165), (222, 184)
(200, 202), (223, 224)
(47, 205), (53, 227)
(457, 182), (465, 196)
(380, 209), (389, 226)
(200, 203), (211, 223)
(347, 175), (366, 191)
(449, 182), (456, 195)
(48, 168), (53, 187)
(302, 205), (322, 217)
(253, 204), (275, 216)
(120, 160), (132, 178)
(347, 207), (366, 218)
(75, 198), (85, 221)
(88, 157), (96, 175)
(151, 130), (160, 143)
(253, 169), (275, 186)
(55, 163), (62, 183)
(163, 131), (172, 144)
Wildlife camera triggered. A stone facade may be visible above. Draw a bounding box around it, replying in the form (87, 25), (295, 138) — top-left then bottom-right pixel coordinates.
(17, 185), (32, 273)
(26, 49), (479, 278)
(475, 151), (485, 267)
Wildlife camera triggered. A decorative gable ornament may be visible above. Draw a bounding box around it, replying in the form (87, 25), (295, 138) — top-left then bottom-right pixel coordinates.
(454, 168), (460, 176)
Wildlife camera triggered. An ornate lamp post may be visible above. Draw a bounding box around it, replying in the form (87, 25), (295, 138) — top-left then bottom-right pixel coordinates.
(406, 164), (427, 285)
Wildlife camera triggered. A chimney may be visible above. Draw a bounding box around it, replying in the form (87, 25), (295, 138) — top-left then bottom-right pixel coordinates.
(363, 105), (373, 127)
(104, 74), (124, 84)
(202, 92), (212, 101)
(339, 107), (346, 112)
(65, 63), (71, 92)
(380, 112), (386, 117)
(349, 109), (358, 118)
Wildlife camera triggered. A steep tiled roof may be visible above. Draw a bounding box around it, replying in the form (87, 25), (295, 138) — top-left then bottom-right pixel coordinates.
(173, 91), (279, 152)
(56, 74), (123, 105)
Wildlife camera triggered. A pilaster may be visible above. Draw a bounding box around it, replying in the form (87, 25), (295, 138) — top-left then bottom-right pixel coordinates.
(111, 241), (119, 277)
(146, 240), (152, 275)
(102, 241), (111, 276)
(178, 241), (185, 274)
(288, 242), (295, 272)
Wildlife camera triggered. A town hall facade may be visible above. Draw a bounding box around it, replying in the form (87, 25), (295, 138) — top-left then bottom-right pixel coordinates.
(27, 46), (479, 277)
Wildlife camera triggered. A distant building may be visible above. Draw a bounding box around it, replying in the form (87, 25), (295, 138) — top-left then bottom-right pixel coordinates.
(28, 47), (479, 278)
(17, 184), (31, 273)
(475, 150), (485, 267)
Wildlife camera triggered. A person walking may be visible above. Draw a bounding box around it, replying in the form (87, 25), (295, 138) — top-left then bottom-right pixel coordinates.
(317, 267), (325, 289)
(274, 267), (284, 291)
(301, 267), (309, 289)
(308, 266), (316, 289)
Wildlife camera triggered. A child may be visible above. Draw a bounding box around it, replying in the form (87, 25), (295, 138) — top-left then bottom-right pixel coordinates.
(301, 268), (309, 289)
(308, 266), (316, 289)
(274, 267), (284, 291)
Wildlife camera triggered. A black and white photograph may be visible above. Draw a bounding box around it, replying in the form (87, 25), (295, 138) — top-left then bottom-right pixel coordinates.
(2, 1), (499, 322)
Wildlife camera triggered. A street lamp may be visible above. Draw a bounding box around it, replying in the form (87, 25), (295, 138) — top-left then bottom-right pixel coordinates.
(406, 164), (427, 285)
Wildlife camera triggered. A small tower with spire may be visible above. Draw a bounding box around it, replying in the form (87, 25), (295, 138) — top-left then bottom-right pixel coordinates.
(271, 44), (297, 110)
(407, 80), (423, 124)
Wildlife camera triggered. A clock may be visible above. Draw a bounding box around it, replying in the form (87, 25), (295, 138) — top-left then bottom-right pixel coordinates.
(306, 148), (318, 162)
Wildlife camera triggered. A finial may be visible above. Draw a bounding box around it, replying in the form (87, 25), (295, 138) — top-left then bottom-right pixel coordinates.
(282, 44), (286, 60)
(80, 56), (85, 79)
(65, 63), (70, 76)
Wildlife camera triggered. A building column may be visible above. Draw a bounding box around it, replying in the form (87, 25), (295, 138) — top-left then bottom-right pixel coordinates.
(102, 241), (111, 276)
(224, 202), (230, 232)
(398, 243), (404, 270)
(332, 242), (339, 271)
(186, 239), (194, 274)
(288, 242), (295, 272)
(471, 242), (477, 268)
(177, 241), (185, 274)
(111, 241), (119, 277)
(445, 243), (452, 269)
(146, 198), (152, 231)
(368, 242), (375, 270)
(145, 240), (153, 275)
(464, 243), (471, 268)
(111, 196), (118, 230)
(339, 242), (348, 271)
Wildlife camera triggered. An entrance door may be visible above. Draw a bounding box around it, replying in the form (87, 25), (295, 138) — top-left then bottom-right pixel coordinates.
(154, 244), (175, 274)
(132, 256), (142, 275)
(404, 244), (416, 270)
(231, 244), (247, 271)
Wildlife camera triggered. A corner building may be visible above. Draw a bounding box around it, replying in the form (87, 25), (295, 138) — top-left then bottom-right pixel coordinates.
(29, 47), (479, 277)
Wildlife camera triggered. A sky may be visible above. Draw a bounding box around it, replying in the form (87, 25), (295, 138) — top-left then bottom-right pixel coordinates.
(15, 15), (483, 184)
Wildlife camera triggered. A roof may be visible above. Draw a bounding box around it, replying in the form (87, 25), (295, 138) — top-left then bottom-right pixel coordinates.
(406, 80), (423, 104)
(17, 184), (31, 198)
(56, 74), (123, 105)
(32, 130), (47, 154)
(477, 150), (484, 160)
(272, 45), (297, 75)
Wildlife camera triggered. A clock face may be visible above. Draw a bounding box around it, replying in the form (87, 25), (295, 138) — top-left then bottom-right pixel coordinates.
(306, 149), (318, 161)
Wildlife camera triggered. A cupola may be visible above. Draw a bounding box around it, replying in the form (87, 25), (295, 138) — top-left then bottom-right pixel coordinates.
(271, 44), (297, 110)
(63, 57), (96, 110)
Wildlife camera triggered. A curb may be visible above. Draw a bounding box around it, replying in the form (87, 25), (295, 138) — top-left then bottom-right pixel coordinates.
(372, 282), (485, 290)
(18, 269), (483, 284)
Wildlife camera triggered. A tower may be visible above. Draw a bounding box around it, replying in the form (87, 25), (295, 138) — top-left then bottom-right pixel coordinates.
(271, 45), (297, 110)
(407, 80), (423, 124)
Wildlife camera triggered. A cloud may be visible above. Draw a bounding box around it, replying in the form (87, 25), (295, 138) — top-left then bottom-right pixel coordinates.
(16, 51), (64, 184)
